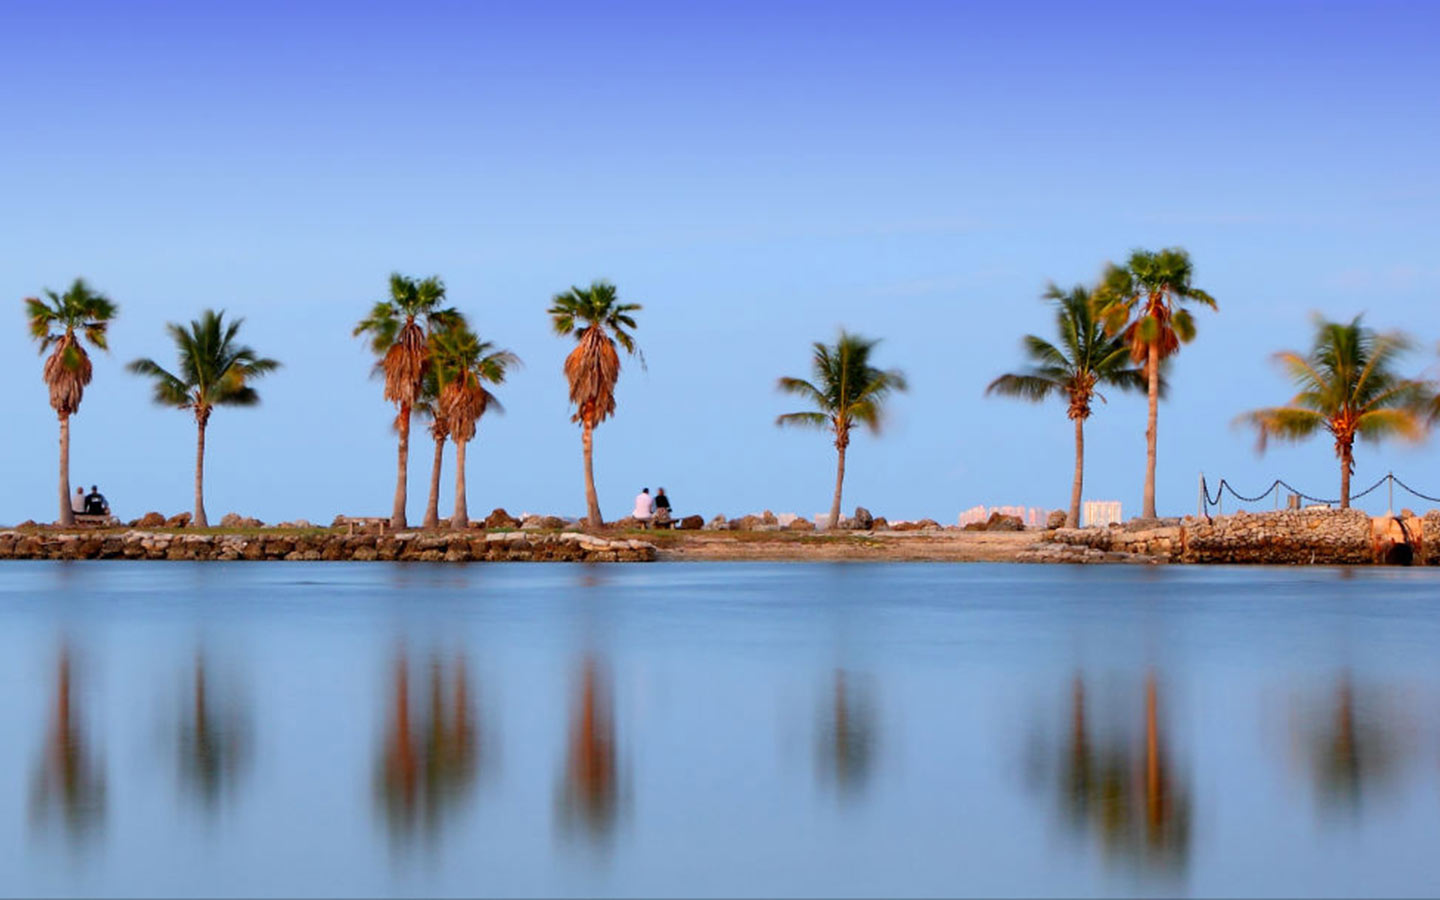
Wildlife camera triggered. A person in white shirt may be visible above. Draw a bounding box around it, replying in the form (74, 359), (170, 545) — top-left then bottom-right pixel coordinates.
(71, 487), (86, 515)
(633, 488), (655, 524)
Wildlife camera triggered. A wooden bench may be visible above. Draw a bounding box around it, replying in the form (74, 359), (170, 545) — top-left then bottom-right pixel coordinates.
(73, 514), (119, 528)
(335, 516), (390, 536)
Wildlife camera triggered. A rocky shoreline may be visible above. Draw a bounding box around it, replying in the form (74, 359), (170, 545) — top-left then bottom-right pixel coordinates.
(0, 529), (658, 562)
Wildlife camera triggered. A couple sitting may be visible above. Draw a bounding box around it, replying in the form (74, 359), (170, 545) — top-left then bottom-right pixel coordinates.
(72, 485), (110, 517)
(632, 487), (672, 528)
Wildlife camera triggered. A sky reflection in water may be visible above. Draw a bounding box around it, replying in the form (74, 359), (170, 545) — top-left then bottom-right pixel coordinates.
(2, 562), (1440, 897)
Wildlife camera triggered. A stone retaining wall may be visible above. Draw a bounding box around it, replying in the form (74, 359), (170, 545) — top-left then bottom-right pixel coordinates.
(0, 530), (657, 563)
(1030, 509), (1428, 565)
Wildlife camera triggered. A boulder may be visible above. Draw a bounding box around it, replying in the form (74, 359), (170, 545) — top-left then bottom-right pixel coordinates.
(164, 512), (192, 529)
(137, 511), (166, 528)
(522, 515), (569, 531)
(851, 507), (874, 530)
(1046, 510), (1068, 530)
(786, 518), (815, 532)
(678, 514), (704, 530)
(612, 516), (641, 530)
(871, 516), (889, 531)
(484, 508), (521, 530)
(892, 518), (941, 532)
(984, 512), (1025, 532)
(219, 513), (264, 528)
(731, 515), (762, 531)
(703, 515), (729, 531)
(760, 510), (778, 526)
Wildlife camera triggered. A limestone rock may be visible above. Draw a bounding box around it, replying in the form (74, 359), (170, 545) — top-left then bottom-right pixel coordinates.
(165, 512), (192, 529)
(985, 512), (1025, 532)
(677, 514), (704, 530)
(851, 507), (874, 530)
(484, 508), (521, 530)
(786, 518), (815, 532)
(703, 515), (729, 531)
(1046, 510), (1068, 530)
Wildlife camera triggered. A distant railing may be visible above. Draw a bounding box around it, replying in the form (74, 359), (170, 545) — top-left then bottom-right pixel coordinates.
(1198, 472), (1440, 517)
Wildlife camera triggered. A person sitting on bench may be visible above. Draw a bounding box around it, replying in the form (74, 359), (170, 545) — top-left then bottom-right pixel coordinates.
(633, 487), (655, 527)
(71, 487), (86, 516)
(83, 485), (109, 516)
(653, 487), (673, 528)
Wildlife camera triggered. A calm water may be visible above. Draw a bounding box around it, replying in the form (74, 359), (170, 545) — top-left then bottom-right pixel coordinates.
(4, 562), (1440, 897)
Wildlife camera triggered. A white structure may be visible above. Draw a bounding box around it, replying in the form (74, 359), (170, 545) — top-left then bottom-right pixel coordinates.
(957, 505), (1061, 528)
(1082, 500), (1123, 528)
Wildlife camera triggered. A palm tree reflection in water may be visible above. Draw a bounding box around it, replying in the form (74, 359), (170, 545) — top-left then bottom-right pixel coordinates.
(177, 652), (249, 809)
(558, 656), (620, 843)
(1301, 671), (1401, 814)
(30, 644), (105, 840)
(817, 670), (876, 797)
(377, 649), (479, 842)
(1055, 671), (1189, 873)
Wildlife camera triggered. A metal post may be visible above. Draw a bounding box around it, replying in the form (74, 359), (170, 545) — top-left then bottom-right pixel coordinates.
(1198, 472), (1204, 518)
(1388, 472), (1394, 516)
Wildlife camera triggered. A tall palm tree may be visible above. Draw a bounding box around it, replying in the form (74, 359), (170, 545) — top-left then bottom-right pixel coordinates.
(25, 279), (118, 526)
(415, 366), (449, 530)
(433, 325), (519, 530)
(127, 309), (280, 528)
(987, 284), (1151, 527)
(776, 331), (907, 529)
(1238, 316), (1432, 508)
(548, 281), (641, 526)
(1096, 248), (1216, 519)
(354, 274), (462, 529)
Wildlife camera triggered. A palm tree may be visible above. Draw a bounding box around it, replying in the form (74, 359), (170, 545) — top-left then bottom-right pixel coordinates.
(987, 284), (1151, 527)
(25, 279), (118, 526)
(415, 366), (449, 530)
(776, 331), (907, 529)
(1238, 316), (1432, 508)
(127, 309), (280, 528)
(354, 274), (462, 529)
(547, 281), (641, 526)
(432, 325), (519, 530)
(1096, 248), (1217, 519)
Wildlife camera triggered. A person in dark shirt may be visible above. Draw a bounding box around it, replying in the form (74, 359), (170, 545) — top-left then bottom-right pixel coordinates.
(653, 488), (672, 527)
(83, 485), (108, 516)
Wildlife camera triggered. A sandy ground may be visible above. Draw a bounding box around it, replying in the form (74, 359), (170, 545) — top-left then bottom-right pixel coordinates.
(644, 529), (1043, 562)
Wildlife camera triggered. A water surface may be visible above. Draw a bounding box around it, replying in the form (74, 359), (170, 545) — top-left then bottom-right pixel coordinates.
(3, 562), (1440, 897)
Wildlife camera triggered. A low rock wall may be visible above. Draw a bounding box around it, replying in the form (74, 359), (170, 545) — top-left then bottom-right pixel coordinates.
(1034, 509), (1430, 565)
(0, 530), (657, 563)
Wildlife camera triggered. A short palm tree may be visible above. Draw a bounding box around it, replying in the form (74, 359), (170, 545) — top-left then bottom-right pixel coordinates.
(354, 274), (462, 529)
(1238, 316), (1433, 508)
(776, 331), (907, 529)
(127, 309), (280, 528)
(433, 325), (519, 529)
(1096, 248), (1216, 519)
(987, 284), (1151, 527)
(25, 279), (118, 526)
(548, 281), (641, 526)
(415, 365), (450, 530)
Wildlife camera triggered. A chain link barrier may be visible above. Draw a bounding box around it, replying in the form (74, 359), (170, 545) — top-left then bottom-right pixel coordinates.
(1199, 472), (1439, 516)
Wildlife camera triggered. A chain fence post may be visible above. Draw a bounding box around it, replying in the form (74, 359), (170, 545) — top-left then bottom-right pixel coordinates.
(1198, 472), (1204, 518)
(1388, 471), (1394, 516)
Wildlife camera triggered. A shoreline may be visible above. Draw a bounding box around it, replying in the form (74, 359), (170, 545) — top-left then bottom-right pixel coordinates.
(0, 508), (1434, 565)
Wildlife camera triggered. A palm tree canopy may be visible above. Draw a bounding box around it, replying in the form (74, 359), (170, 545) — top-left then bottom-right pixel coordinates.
(1095, 247), (1216, 363)
(432, 324), (520, 443)
(26, 278), (119, 416)
(127, 309), (281, 423)
(1239, 315), (1433, 458)
(548, 280), (641, 427)
(775, 331), (908, 446)
(986, 283), (1154, 419)
(353, 273), (463, 407)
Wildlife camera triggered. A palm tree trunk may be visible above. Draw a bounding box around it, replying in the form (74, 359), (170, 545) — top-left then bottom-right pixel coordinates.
(1143, 343), (1160, 519)
(392, 403), (410, 530)
(828, 443), (847, 530)
(423, 434), (444, 530)
(1068, 417), (1085, 528)
(452, 439), (469, 530)
(1340, 443), (1353, 509)
(194, 419), (209, 528)
(582, 422), (602, 526)
(58, 413), (74, 526)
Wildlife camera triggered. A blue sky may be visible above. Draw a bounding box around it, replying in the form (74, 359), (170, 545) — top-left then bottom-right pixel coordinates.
(3, 0), (1439, 524)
